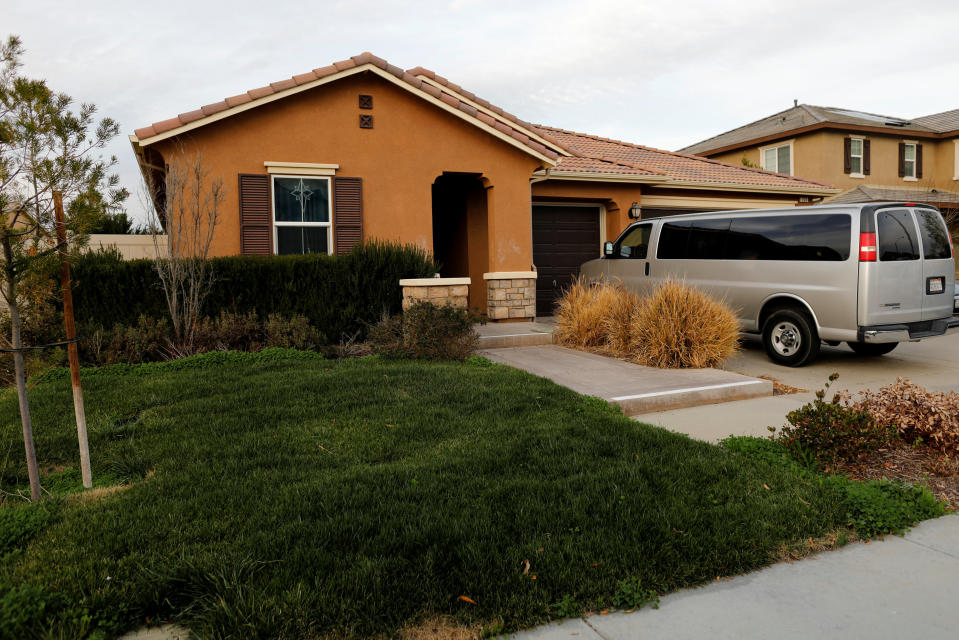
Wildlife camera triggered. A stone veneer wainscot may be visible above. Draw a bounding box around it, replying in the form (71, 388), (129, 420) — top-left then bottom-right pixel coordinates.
(399, 277), (470, 310)
(485, 272), (536, 320)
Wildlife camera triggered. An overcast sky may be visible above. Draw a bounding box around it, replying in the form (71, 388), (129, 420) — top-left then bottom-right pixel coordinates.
(8, 0), (959, 221)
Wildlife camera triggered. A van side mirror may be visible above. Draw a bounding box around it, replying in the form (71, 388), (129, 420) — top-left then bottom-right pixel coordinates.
(604, 241), (614, 256)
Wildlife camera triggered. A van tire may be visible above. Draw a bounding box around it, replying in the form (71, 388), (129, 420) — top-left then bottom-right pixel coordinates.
(847, 342), (898, 357)
(762, 309), (820, 367)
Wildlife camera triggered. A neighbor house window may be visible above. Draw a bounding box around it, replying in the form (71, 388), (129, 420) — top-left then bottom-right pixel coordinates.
(272, 176), (332, 255)
(903, 143), (917, 179)
(760, 142), (792, 175)
(849, 138), (864, 176)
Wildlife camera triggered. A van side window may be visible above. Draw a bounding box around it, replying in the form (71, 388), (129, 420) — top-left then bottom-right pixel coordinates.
(726, 214), (850, 261)
(615, 224), (652, 259)
(687, 219), (731, 259)
(914, 209), (952, 260)
(877, 209), (920, 261)
(656, 221), (691, 259)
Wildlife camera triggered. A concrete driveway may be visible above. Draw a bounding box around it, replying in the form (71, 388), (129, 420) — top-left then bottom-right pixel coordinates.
(634, 331), (959, 442)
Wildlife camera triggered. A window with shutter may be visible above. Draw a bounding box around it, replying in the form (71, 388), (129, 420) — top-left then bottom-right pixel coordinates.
(848, 138), (864, 176)
(863, 139), (871, 175)
(902, 142), (918, 180)
(238, 174), (272, 255)
(272, 176), (332, 255)
(333, 177), (363, 255)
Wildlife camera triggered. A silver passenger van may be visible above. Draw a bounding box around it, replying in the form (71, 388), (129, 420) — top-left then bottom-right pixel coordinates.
(580, 202), (958, 366)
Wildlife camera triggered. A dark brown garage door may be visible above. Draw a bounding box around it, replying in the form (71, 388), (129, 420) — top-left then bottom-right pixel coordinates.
(532, 205), (601, 315)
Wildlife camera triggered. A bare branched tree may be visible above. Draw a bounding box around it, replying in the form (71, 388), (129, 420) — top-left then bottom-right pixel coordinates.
(145, 149), (224, 354)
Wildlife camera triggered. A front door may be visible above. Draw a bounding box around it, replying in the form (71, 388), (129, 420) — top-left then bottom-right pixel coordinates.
(532, 205), (601, 315)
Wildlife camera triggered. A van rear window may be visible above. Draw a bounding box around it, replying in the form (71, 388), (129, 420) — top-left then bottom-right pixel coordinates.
(877, 209), (920, 261)
(915, 209), (952, 260)
(657, 214), (851, 261)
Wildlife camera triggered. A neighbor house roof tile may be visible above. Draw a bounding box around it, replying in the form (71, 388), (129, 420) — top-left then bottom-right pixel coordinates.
(680, 104), (947, 155)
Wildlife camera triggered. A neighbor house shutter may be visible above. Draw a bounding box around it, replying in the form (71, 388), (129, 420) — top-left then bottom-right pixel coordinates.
(238, 174), (272, 255)
(843, 138), (852, 174)
(863, 139), (871, 175)
(332, 177), (363, 256)
(898, 143), (906, 177)
(916, 144), (923, 178)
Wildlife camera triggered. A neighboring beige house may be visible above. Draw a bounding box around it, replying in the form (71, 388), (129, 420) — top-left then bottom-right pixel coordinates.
(87, 234), (168, 259)
(680, 104), (959, 218)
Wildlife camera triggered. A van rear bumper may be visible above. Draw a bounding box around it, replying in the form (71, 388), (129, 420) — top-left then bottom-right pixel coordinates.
(859, 317), (959, 343)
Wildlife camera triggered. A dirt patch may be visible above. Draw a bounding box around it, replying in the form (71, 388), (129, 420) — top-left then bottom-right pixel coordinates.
(70, 484), (133, 503)
(835, 446), (959, 510)
(774, 529), (860, 563)
(757, 375), (806, 396)
(399, 616), (480, 640)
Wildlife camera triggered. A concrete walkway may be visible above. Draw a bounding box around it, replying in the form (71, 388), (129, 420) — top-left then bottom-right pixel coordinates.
(506, 514), (959, 640)
(480, 345), (771, 414)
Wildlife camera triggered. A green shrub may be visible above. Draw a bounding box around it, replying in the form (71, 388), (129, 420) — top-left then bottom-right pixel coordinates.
(771, 374), (898, 467)
(368, 302), (478, 360)
(69, 240), (438, 342)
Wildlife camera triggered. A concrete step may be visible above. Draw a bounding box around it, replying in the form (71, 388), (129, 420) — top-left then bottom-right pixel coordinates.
(476, 331), (554, 349)
(480, 345), (772, 414)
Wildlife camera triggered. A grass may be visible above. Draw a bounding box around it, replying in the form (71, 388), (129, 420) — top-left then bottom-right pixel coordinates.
(0, 350), (941, 638)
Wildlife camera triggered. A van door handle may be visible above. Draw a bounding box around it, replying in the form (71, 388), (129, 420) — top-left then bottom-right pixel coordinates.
(552, 279), (557, 288)
(645, 262), (650, 276)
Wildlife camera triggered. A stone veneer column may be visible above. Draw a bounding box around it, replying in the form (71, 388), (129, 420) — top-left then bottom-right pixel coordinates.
(399, 278), (470, 310)
(484, 271), (537, 320)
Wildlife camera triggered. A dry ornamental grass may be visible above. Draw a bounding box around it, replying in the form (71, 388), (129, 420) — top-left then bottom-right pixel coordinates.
(555, 277), (740, 369)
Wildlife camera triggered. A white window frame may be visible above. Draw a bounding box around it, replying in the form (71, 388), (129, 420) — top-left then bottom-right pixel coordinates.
(848, 137), (865, 178)
(758, 140), (794, 175)
(953, 140), (958, 181)
(902, 141), (918, 181)
(270, 174), (334, 255)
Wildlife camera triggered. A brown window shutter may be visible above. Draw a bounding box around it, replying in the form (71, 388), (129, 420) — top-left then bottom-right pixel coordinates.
(863, 139), (871, 175)
(916, 143), (923, 178)
(333, 177), (363, 256)
(843, 137), (852, 174)
(898, 143), (906, 177)
(238, 174), (272, 255)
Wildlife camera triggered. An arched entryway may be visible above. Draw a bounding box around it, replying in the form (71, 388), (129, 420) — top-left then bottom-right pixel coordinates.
(431, 173), (489, 310)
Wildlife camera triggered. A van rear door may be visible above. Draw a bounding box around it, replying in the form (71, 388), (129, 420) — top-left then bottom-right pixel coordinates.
(868, 207), (923, 324)
(914, 207), (956, 320)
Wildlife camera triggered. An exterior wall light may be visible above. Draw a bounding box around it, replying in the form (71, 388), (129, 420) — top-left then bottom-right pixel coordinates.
(629, 202), (642, 219)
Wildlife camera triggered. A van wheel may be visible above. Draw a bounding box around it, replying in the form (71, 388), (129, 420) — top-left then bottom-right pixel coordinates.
(847, 342), (898, 357)
(762, 309), (820, 367)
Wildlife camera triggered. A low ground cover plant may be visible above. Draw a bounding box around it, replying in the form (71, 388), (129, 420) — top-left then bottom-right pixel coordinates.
(554, 277), (740, 368)
(0, 350), (921, 638)
(368, 302), (478, 360)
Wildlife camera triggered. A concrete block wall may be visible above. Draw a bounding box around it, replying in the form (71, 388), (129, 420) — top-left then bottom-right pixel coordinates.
(399, 278), (470, 310)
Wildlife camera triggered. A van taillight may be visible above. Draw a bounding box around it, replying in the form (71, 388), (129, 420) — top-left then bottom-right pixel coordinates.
(859, 232), (877, 262)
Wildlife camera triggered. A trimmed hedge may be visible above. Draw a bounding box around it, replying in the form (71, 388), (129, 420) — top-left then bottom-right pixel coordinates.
(69, 241), (439, 342)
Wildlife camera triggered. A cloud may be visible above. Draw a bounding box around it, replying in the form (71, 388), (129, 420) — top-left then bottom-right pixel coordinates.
(7, 0), (959, 221)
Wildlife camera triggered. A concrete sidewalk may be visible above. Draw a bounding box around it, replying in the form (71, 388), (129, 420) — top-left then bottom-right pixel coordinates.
(480, 345), (771, 414)
(506, 514), (959, 640)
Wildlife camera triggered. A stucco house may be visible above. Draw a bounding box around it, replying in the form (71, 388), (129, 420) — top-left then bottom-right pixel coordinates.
(130, 53), (835, 319)
(680, 103), (959, 221)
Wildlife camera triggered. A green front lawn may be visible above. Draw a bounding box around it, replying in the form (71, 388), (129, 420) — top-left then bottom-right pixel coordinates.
(0, 351), (936, 638)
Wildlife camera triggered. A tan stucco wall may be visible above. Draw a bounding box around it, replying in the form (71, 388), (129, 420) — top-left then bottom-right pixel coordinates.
(712, 131), (959, 192)
(150, 72), (544, 273)
(88, 234), (168, 259)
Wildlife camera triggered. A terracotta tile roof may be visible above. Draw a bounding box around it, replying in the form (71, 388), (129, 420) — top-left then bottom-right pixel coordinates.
(534, 125), (833, 190)
(679, 104), (945, 156)
(133, 52), (561, 162)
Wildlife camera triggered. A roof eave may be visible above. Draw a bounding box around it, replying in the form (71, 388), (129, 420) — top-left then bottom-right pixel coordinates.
(654, 180), (841, 195)
(535, 170), (670, 184)
(134, 63), (560, 167)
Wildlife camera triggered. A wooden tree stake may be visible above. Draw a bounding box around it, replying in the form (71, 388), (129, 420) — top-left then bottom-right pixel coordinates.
(54, 191), (92, 489)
